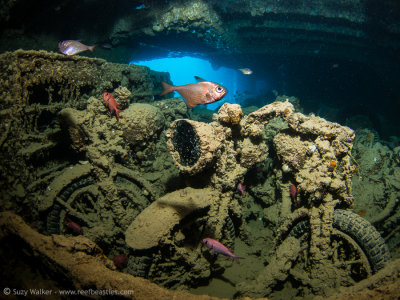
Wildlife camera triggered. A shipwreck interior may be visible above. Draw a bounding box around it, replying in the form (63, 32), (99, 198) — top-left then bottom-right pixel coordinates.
(1, 0), (400, 299)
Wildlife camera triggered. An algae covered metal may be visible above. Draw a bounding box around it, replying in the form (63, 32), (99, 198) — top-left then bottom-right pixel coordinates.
(0, 50), (395, 299)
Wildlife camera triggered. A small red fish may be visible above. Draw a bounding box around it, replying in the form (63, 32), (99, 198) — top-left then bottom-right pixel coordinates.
(289, 184), (297, 200)
(113, 254), (128, 269)
(64, 219), (83, 235)
(58, 40), (96, 56)
(357, 209), (367, 217)
(237, 182), (246, 196)
(103, 92), (122, 121)
(202, 238), (243, 264)
(159, 76), (227, 108)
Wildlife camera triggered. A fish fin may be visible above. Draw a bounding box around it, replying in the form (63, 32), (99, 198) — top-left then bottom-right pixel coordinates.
(204, 92), (214, 103)
(182, 98), (192, 108)
(159, 81), (175, 96)
(210, 246), (218, 256)
(115, 108), (123, 121)
(184, 98), (196, 108)
(194, 76), (206, 82)
(234, 256), (244, 264)
(175, 91), (195, 108)
(88, 45), (96, 52)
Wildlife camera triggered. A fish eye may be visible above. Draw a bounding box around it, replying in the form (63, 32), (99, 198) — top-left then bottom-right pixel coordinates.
(216, 86), (224, 93)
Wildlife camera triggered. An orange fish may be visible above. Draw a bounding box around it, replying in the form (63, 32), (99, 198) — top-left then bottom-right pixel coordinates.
(159, 76), (227, 108)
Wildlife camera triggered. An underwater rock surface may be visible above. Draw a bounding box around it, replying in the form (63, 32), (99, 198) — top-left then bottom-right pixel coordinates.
(121, 103), (165, 147)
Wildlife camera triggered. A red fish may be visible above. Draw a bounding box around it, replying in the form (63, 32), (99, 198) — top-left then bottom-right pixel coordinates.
(113, 254), (128, 269)
(159, 76), (227, 108)
(64, 219), (83, 235)
(58, 40), (96, 56)
(237, 182), (246, 196)
(289, 184), (297, 200)
(202, 238), (243, 264)
(103, 92), (122, 120)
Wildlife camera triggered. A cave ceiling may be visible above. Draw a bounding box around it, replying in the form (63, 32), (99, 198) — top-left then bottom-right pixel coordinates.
(1, 0), (399, 66)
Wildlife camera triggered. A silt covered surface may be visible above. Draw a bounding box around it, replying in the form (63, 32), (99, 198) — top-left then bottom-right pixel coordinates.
(0, 50), (400, 299)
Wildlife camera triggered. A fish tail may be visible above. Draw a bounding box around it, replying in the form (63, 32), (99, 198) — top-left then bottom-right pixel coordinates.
(115, 108), (122, 121)
(233, 256), (244, 264)
(88, 45), (96, 52)
(159, 81), (175, 96)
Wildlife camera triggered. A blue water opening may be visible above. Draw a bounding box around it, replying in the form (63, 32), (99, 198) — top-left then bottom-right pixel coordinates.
(130, 56), (268, 110)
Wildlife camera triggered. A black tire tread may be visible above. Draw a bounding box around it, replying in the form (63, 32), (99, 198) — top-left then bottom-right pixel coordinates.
(333, 209), (391, 273)
(288, 209), (391, 273)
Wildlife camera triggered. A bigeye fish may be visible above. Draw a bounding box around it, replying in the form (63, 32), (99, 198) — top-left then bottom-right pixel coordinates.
(58, 40), (96, 56)
(159, 76), (227, 108)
